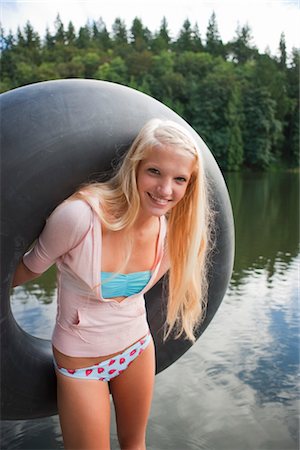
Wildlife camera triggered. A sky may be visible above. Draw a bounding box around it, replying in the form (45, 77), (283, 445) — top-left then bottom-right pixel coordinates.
(1, 0), (299, 56)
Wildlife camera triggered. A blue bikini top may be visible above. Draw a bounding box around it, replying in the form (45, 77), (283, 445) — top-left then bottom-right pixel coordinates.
(101, 271), (152, 298)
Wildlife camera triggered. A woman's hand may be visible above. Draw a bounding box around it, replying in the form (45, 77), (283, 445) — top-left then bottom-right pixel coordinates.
(12, 260), (41, 287)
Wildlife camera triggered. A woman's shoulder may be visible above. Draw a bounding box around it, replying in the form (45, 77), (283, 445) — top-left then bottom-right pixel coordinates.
(47, 198), (94, 236)
(56, 197), (93, 218)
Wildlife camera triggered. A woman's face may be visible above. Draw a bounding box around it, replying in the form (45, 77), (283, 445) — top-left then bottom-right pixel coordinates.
(136, 145), (195, 219)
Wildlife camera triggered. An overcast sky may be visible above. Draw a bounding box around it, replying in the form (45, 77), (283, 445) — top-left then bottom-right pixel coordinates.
(1, 0), (299, 56)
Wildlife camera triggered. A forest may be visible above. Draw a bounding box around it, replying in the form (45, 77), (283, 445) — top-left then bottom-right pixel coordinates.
(1, 13), (299, 171)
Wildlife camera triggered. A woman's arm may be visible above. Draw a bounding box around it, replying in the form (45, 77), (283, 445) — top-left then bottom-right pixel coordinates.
(12, 260), (41, 287)
(12, 199), (92, 288)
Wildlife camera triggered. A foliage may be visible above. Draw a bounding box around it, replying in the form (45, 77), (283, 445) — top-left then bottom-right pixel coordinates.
(0, 14), (298, 171)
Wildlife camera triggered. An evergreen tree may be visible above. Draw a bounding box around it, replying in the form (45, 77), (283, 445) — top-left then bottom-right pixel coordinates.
(66, 21), (76, 46)
(44, 27), (55, 51)
(76, 24), (91, 49)
(130, 17), (151, 51)
(175, 19), (194, 52)
(150, 17), (171, 53)
(54, 14), (66, 45)
(0, 28), (17, 91)
(0, 27), (15, 50)
(92, 18), (111, 51)
(16, 27), (26, 47)
(112, 18), (128, 45)
(23, 21), (40, 50)
(228, 23), (257, 63)
(278, 32), (287, 69)
(205, 12), (225, 57)
(112, 18), (129, 57)
(192, 23), (203, 52)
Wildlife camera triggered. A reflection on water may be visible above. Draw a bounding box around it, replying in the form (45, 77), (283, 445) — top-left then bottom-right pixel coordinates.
(3, 171), (299, 450)
(11, 266), (57, 340)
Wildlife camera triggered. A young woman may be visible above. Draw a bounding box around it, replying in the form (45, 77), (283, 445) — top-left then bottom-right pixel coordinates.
(13, 118), (213, 450)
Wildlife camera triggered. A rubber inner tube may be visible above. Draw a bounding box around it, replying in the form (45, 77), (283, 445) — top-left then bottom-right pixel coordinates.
(0, 79), (234, 419)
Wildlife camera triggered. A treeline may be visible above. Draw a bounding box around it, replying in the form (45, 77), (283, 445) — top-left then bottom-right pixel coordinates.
(1, 14), (299, 170)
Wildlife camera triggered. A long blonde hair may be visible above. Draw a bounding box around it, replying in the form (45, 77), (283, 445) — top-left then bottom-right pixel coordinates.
(73, 118), (214, 342)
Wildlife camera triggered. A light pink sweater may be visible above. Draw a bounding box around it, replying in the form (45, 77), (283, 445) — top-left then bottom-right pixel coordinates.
(23, 199), (167, 357)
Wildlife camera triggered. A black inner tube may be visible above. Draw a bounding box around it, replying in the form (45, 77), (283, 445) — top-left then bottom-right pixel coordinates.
(0, 79), (234, 419)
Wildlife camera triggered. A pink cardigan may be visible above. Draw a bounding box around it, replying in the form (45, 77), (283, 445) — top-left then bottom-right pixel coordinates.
(23, 199), (167, 356)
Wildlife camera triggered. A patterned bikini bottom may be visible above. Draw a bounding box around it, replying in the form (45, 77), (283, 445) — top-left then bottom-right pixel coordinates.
(53, 332), (151, 382)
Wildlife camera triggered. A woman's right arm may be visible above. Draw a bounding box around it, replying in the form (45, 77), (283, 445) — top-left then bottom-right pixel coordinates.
(12, 199), (92, 288)
(12, 260), (41, 287)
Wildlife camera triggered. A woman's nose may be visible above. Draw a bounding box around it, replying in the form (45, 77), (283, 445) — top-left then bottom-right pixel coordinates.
(157, 179), (172, 196)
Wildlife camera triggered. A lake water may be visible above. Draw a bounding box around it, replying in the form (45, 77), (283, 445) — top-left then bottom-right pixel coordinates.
(1, 171), (299, 450)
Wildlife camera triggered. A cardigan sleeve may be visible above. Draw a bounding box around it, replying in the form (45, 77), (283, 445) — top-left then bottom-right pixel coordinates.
(23, 199), (93, 274)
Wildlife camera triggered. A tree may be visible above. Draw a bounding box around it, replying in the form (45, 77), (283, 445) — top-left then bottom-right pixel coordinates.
(130, 17), (151, 51)
(23, 21), (41, 50)
(111, 18), (129, 57)
(226, 86), (244, 170)
(0, 28), (17, 88)
(284, 48), (300, 166)
(192, 23), (203, 52)
(82, 52), (101, 77)
(76, 24), (91, 49)
(112, 18), (128, 45)
(174, 51), (215, 84)
(227, 23), (257, 64)
(150, 17), (171, 53)
(205, 12), (225, 57)
(66, 21), (76, 46)
(242, 86), (282, 169)
(16, 27), (26, 47)
(186, 60), (243, 170)
(44, 27), (55, 51)
(278, 32), (287, 69)
(175, 19), (194, 52)
(175, 19), (204, 52)
(126, 50), (153, 83)
(0, 27), (15, 50)
(54, 14), (65, 45)
(92, 18), (111, 50)
(95, 56), (128, 84)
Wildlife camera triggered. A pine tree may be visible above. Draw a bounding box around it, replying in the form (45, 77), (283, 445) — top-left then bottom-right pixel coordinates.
(151, 17), (171, 53)
(112, 18), (128, 45)
(175, 19), (194, 52)
(130, 17), (151, 51)
(54, 14), (66, 45)
(228, 23), (257, 64)
(92, 18), (111, 51)
(205, 12), (224, 57)
(66, 21), (76, 46)
(279, 32), (287, 69)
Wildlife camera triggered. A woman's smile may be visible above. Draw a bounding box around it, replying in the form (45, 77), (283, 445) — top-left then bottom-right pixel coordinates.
(147, 192), (171, 205)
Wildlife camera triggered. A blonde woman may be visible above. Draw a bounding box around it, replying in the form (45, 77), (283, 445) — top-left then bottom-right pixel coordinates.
(13, 118), (213, 450)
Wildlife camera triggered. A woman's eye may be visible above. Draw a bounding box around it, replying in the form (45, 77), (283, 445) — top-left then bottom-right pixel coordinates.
(148, 168), (160, 175)
(176, 177), (187, 183)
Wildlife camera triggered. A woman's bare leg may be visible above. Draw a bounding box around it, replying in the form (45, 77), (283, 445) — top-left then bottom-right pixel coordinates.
(56, 371), (111, 450)
(109, 338), (156, 450)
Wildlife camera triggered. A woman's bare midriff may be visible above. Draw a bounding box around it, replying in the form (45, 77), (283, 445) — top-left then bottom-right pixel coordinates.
(53, 332), (148, 369)
(52, 338), (146, 370)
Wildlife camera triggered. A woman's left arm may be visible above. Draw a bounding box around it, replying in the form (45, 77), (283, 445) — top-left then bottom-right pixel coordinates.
(12, 260), (41, 287)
